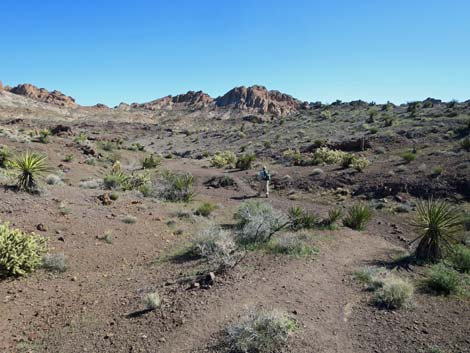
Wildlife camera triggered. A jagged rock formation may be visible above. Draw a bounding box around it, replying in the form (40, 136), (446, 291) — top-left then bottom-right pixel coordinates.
(7, 83), (77, 107)
(131, 91), (213, 110)
(215, 85), (302, 115)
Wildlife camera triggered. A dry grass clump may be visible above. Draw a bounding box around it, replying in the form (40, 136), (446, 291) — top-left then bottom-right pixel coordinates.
(226, 309), (297, 353)
(42, 253), (67, 272)
(143, 291), (161, 310)
(373, 276), (414, 309)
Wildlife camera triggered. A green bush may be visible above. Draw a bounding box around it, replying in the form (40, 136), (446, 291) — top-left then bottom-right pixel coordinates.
(194, 202), (217, 217)
(354, 266), (387, 291)
(460, 137), (470, 151)
(9, 151), (50, 192)
(374, 276), (414, 309)
(210, 151), (237, 168)
(269, 233), (317, 257)
(226, 309), (297, 353)
(142, 154), (161, 169)
(38, 129), (51, 143)
(343, 203), (373, 230)
(313, 147), (347, 165)
(424, 263), (460, 295)
(0, 222), (47, 277)
(63, 154), (74, 162)
(236, 153), (256, 170)
(103, 171), (151, 191)
(160, 170), (196, 202)
(288, 206), (318, 230)
(0, 145), (11, 168)
(449, 245), (470, 273)
(401, 151), (416, 164)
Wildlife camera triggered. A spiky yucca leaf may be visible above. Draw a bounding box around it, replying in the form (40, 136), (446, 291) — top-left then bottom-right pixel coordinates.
(9, 152), (49, 192)
(410, 199), (462, 262)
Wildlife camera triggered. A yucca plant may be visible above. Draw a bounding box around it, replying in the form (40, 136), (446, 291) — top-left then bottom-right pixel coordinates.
(9, 152), (49, 192)
(343, 203), (373, 231)
(410, 199), (462, 262)
(288, 206), (318, 231)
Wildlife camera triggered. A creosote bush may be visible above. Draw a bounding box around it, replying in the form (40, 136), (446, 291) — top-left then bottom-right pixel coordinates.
(424, 263), (461, 295)
(449, 245), (470, 273)
(234, 201), (287, 245)
(401, 151), (416, 164)
(343, 203), (373, 230)
(0, 222), (47, 277)
(226, 309), (297, 353)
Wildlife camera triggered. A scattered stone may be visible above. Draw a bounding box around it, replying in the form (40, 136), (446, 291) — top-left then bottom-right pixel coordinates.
(36, 224), (47, 232)
(98, 193), (113, 206)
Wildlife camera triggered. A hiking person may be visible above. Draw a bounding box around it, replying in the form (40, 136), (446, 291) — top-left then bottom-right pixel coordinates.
(257, 165), (271, 198)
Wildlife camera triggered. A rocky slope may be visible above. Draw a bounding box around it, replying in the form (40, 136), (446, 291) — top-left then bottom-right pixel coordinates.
(6, 83), (78, 108)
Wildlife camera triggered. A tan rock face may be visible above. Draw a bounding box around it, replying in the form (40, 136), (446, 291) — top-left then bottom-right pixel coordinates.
(0, 80), (3, 92)
(8, 83), (77, 107)
(132, 91), (214, 111)
(215, 85), (301, 115)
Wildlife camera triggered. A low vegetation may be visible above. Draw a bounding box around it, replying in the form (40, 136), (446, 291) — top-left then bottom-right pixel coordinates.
(373, 276), (414, 309)
(9, 151), (50, 193)
(0, 222), (47, 277)
(159, 170), (196, 202)
(410, 199), (462, 262)
(424, 263), (461, 295)
(343, 203), (373, 230)
(226, 309), (297, 353)
(210, 151), (237, 168)
(194, 202), (217, 217)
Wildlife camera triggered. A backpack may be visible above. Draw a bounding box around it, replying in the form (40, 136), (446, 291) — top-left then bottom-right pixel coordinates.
(261, 169), (271, 181)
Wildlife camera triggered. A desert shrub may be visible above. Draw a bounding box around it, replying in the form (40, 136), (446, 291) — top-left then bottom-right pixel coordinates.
(341, 154), (369, 171)
(226, 309), (297, 353)
(234, 201), (288, 245)
(373, 276), (414, 309)
(122, 215), (137, 224)
(312, 168), (323, 175)
(79, 178), (101, 189)
(288, 206), (318, 230)
(449, 245), (470, 273)
(191, 226), (240, 272)
(42, 253), (67, 272)
(194, 202), (217, 217)
(401, 151), (416, 163)
(142, 154), (161, 169)
(236, 153), (256, 170)
(343, 203), (373, 230)
(313, 147), (347, 165)
(160, 170), (196, 202)
(38, 129), (51, 143)
(103, 171), (128, 189)
(0, 145), (11, 167)
(431, 166), (443, 177)
(9, 151), (50, 192)
(424, 263), (460, 295)
(100, 141), (117, 151)
(128, 142), (145, 151)
(143, 291), (161, 310)
(354, 266), (387, 291)
(210, 151), (237, 168)
(103, 171), (150, 191)
(410, 199), (462, 262)
(63, 154), (74, 162)
(269, 233), (317, 257)
(282, 149), (304, 166)
(46, 174), (62, 185)
(0, 222), (47, 277)
(460, 137), (470, 151)
(74, 132), (87, 144)
(109, 191), (119, 201)
(350, 155), (370, 171)
(323, 207), (342, 228)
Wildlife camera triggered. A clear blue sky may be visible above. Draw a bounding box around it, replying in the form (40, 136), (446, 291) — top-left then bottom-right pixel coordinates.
(1, 0), (469, 106)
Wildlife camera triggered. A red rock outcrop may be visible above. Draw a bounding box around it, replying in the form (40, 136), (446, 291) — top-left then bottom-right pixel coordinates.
(215, 85), (301, 115)
(8, 83), (77, 107)
(132, 91), (213, 110)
